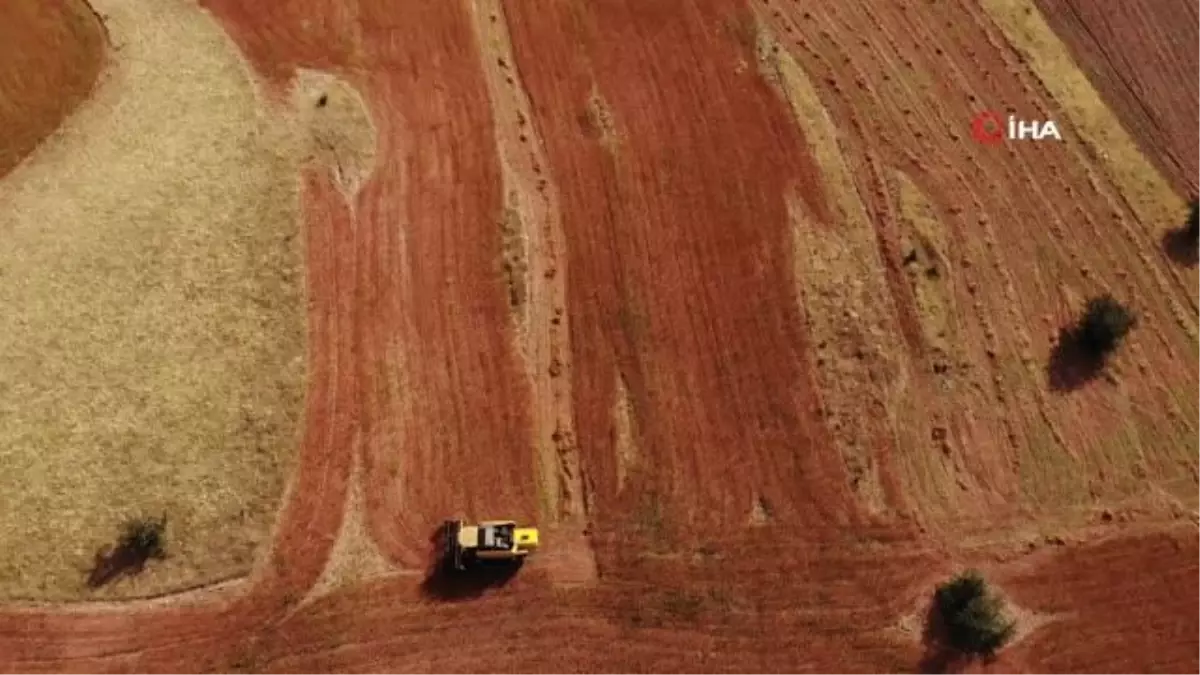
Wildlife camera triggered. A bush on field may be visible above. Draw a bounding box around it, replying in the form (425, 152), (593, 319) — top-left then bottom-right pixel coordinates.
(119, 515), (168, 561)
(87, 514), (168, 589)
(1072, 294), (1136, 359)
(932, 570), (1016, 658)
(1186, 197), (1198, 240)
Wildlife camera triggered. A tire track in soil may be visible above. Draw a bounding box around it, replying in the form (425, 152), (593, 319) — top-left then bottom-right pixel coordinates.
(1033, 0), (1199, 198)
(501, 0), (859, 558)
(756, 0), (1198, 530)
(466, 0), (597, 587)
(342, 1), (538, 570)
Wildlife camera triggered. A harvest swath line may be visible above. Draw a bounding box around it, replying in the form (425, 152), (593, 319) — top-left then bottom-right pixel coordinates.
(0, 0), (1194, 671)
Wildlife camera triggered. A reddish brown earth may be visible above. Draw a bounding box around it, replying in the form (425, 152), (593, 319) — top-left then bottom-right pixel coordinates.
(0, 0), (1196, 672)
(0, 0), (105, 177)
(1035, 0), (1199, 197)
(500, 0), (854, 537)
(1000, 527), (1199, 673)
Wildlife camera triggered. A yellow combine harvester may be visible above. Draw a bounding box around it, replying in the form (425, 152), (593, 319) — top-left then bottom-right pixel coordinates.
(440, 519), (539, 571)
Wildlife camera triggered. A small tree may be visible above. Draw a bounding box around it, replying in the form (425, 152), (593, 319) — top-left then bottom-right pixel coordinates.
(1073, 294), (1136, 359)
(1162, 198), (1198, 267)
(1187, 198), (1198, 240)
(933, 570), (1015, 658)
(119, 516), (167, 561)
(88, 515), (168, 588)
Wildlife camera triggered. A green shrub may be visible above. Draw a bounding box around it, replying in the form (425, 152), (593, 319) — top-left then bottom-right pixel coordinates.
(933, 570), (1015, 657)
(119, 515), (167, 561)
(1074, 294), (1136, 359)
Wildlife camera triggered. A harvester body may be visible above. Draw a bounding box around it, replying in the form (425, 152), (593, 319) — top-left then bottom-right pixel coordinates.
(441, 519), (538, 571)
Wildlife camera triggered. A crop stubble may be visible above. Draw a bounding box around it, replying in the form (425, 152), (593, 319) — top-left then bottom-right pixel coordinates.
(1034, 0), (1199, 198)
(755, 0), (1196, 527)
(0, 0), (308, 600)
(0, 0), (1195, 671)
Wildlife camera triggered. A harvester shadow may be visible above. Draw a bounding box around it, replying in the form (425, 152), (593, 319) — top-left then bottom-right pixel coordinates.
(1046, 325), (1106, 393)
(1162, 227), (1198, 267)
(419, 558), (524, 601)
(419, 526), (524, 602)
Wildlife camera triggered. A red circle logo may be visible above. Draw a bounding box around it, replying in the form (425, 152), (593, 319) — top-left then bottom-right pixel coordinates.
(971, 111), (1005, 144)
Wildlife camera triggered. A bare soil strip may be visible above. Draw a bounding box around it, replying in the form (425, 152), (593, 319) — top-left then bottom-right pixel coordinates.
(467, 0), (597, 586)
(0, 0), (105, 178)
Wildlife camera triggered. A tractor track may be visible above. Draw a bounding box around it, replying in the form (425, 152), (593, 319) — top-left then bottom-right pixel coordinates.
(0, 0), (1195, 671)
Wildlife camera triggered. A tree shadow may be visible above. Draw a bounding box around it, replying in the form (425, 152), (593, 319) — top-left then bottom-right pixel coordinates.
(918, 599), (970, 674)
(87, 545), (152, 589)
(86, 516), (167, 589)
(1162, 226), (1198, 267)
(87, 533), (165, 586)
(1046, 325), (1107, 392)
(419, 525), (524, 602)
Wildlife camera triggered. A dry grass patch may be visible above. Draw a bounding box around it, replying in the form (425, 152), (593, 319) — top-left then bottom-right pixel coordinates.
(0, 0), (308, 600)
(759, 20), (904, 516)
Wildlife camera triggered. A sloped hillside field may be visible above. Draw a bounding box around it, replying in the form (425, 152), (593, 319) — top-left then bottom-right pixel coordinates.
(0, 0), (1194, 671)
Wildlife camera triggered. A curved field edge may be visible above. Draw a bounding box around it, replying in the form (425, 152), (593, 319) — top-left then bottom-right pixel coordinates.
(0, 0), (105, 178)
(0, 0), (1193, 672)
(0, 165), (356, 670)
(0, 0), (307, 601)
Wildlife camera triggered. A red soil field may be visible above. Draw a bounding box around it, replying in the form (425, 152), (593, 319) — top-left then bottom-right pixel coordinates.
(1035, 0), (1199, 197)
(0, 0), (1195, 672)
(500, 0), (857, 539)
(0, 0), (105, 177)
(1000, 527), (1199, 673)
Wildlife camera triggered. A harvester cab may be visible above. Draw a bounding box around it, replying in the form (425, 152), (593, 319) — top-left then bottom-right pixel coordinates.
(441, 519), (539, 571)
